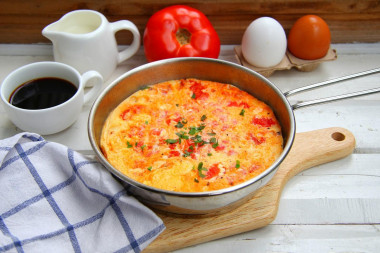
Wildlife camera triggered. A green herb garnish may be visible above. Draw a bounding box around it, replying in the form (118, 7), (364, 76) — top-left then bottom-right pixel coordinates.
(175, 121), (184, 128)
(235, 160), (240, 169)
(197, 162), (207, 178)
(207, 131), (216, 136)
(239, 109), (245, 116)
(165, 139), (178, 144)
(127, 141), (133, 148)
(198, 123), (206, 131)
(188, 127), (197, 135)
(201, 115), (207, 121)
(210, 137), (219, 148)
(176, 131), (189, 140)
(174, 118), (187, 128)
(188, 123), (206, 135)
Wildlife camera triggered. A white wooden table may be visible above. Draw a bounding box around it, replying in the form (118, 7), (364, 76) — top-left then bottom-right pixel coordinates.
(1, 43), (380, 252)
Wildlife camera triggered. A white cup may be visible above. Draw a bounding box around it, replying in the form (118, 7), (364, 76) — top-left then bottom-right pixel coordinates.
(1, 61), (103, 135)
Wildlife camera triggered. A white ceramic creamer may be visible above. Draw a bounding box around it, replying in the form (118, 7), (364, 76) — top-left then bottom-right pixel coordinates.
(42, 9), (140, 81)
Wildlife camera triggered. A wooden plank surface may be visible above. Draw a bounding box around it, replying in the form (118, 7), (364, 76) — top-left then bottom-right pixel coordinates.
(1, 0), (380, 44)
(175, 224), (380, 253)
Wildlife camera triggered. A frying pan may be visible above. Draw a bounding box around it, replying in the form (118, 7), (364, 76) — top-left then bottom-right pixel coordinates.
(88, 58), (380, 215)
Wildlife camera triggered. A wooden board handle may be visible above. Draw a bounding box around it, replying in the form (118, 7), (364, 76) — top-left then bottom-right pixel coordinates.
(275, 127), (356, 189)
(144, 127), (356, 253)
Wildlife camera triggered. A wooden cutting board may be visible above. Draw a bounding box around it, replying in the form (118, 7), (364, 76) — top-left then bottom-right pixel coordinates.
(144, 127), (356, 253)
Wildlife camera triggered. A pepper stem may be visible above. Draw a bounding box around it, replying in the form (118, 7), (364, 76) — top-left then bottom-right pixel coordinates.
(176, 28), (192, 45)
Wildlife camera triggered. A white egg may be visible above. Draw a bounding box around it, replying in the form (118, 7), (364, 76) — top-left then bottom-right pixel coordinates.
(241, 17), (287, 68)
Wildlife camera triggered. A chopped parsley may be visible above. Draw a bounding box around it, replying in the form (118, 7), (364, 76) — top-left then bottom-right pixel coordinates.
(210, 137), (219, 148)
(126, 141), (133, 148)
(240, 109), (245, 116)
(207, 131), (216, 136)
(175, 121), (184, 128)
(235, 160), (240, 169)
(198, 123), (206, 131)
(147, 166), (152, 171)
(188, 127), (197, 135)
(175, 118), (188, 128)
(188, 123), (206, 135)
(197, 162), (207, 178)
(165, 139), (178, 144)
(191, 135), (203, 144)
(176, 131), (189, 140)
(191, 93), (196, 99)
(201, 115), (207, 121)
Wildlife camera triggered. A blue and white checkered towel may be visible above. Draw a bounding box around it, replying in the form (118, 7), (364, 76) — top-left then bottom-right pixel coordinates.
(0, 133), (165, 253)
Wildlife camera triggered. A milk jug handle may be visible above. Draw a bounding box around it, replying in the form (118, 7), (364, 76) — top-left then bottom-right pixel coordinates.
(110, 20), (141, 64)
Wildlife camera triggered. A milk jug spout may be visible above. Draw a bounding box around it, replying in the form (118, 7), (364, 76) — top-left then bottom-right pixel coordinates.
(41, 25), (61, 43)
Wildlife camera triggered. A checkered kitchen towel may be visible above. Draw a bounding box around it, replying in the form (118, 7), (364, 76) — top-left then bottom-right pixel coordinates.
(0, 133), (165, 252)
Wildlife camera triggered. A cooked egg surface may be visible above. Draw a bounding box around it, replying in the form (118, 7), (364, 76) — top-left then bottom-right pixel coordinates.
(100, 79), (283, 192)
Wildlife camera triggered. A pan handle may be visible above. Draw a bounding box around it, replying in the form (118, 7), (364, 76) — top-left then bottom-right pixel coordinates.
(284, 67), (380, 110)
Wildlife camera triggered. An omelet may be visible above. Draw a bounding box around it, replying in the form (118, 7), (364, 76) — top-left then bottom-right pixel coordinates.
(100, 79), (283, 192)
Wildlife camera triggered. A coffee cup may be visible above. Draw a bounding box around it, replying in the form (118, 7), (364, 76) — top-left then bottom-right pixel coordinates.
(1, 61), (103, 135)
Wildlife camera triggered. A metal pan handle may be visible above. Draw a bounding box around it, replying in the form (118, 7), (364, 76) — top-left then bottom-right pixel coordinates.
(284, 67), (380, 110)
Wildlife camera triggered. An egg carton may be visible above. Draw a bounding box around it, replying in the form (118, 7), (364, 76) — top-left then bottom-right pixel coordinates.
(234, 45), (337, 77)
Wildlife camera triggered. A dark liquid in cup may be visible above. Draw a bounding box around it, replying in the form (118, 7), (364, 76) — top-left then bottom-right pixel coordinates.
(9, 77), (77, 110)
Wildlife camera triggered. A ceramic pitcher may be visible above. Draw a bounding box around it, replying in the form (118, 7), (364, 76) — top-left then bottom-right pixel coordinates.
(42, 9), (140, 81)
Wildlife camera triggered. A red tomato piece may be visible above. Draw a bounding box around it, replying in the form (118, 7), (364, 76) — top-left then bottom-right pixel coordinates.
(227, 101), (250, 108)
(120, 105), (145, 120)
(214, 145), (225, 151)
(169, 150), (181, 157)
(190, 81), (209, 100)
(134, 141), (146, 153)
(239, 102), (250, 108)
(166, 114), (182, 125)
(248, 165), (260, 173)
(248, 133), (265, 145)
(252, 117), (276, 127)
(150, 128), (162, 136)
(143, 5), (220, 62)
(205, 163), (220, 179)
(169, 143), (177, 150)
(227, 101), (239, 107)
